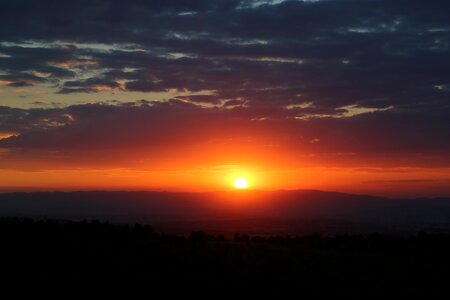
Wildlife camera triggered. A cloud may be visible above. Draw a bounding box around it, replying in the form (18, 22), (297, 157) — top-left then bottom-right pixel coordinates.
(0, 106), (73, 134)
(0, 0), (448, 112)
(0, 0), (449, 170)
(1, 101), (449, 170)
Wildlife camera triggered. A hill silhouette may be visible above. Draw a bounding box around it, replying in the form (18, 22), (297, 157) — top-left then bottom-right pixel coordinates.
(1, 190), (450, 235)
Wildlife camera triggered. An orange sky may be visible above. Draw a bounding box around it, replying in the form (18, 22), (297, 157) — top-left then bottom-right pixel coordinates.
(1, 106), (449, 197)
(1, 162), (449, 197)
(1, 111), (450, 197)
(1, 1), (450, 197)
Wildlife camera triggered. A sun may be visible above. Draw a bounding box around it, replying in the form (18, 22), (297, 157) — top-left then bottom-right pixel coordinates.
(234, 177), (248, 190)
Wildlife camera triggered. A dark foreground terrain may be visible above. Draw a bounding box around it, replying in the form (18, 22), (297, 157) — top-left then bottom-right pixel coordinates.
(1, 218), (450, 297)
(2, 190), (450, 235)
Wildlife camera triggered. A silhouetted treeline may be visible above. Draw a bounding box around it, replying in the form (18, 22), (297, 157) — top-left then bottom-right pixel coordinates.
(1, 218), (450, 297)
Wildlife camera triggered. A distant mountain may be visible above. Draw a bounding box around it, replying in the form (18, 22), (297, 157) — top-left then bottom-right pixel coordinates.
(1, 190), (450, 235)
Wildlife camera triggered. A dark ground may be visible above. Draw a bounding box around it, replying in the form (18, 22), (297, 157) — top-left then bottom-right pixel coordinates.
(1, 218), (450, 298)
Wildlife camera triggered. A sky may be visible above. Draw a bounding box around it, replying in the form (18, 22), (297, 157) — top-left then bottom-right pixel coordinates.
(0, 0), (450, 196)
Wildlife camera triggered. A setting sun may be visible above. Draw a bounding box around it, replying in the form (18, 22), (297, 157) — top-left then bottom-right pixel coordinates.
(234, 177), (248, 189)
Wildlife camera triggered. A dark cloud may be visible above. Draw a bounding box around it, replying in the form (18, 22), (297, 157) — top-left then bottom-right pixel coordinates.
(59, 77), (124, 94)
(173, 94), (222, 104)
(0, 106), (72, 134)
(0, 0), (449, 169)
(1, 102), (449, 169)
(0, 0), (448, 109)
(0, 44), (78, 86)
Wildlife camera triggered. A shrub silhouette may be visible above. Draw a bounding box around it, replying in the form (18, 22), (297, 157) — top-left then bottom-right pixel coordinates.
(1, 217), (450, 298)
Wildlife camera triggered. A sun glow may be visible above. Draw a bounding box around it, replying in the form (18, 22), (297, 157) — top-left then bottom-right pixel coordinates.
(234, 177), (248, 189)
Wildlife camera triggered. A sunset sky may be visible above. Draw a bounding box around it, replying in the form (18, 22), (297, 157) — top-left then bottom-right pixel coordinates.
(1, 0), (449, 196)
